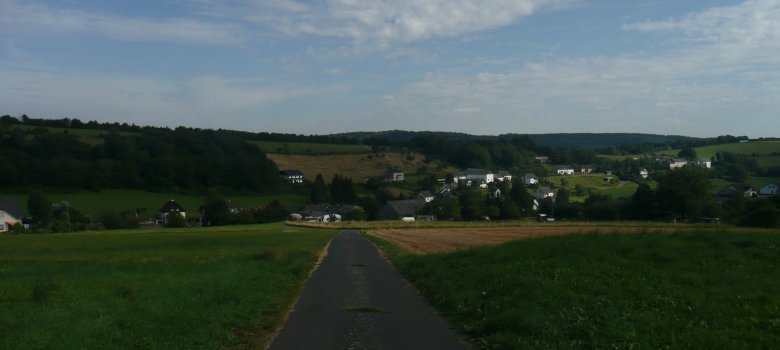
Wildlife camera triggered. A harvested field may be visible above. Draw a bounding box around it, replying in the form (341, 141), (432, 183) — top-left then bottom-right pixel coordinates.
(368, 226), (687, 254)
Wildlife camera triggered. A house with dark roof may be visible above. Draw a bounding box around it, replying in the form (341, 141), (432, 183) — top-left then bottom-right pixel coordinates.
(418, 191), (435, 203)
(280, 169), (304, 184)
(0, 199), (24, 233)
(759, 184), (778, 197)
(158, 200), (186, 225)
(380, 199), (428, 221)
(494, 170), (512, 182)
(715, 183), (758, 203)
(523, 173), (539, 185)
(532, 187), (556, 201)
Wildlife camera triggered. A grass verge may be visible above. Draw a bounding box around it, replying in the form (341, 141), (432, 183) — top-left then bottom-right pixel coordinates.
(0, 223), (334, 349)
(370, 229), (780, 349)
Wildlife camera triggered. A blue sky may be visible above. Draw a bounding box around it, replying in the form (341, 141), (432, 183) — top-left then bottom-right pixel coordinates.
(1, 0), (778, 137)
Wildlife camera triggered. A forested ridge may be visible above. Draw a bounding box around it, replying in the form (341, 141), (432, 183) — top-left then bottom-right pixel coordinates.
(0, 117), (281, 192)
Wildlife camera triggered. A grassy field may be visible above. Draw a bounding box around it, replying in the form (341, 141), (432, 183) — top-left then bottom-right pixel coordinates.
(370, 229), (780, 349)
(547, 174), (639, 200)
(0, 223), (334, 349)
(250, 141), (370, 154)
(0, 190), (308, 218)
(268, 152), (457, 183)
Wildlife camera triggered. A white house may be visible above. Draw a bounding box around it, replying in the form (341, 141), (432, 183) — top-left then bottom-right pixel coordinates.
(554, 166), (575, 175)
(0, 200), (24, 233)
(669, 159), (688, 170)
(639, 168), (649, 179)
(580, 166), (594, 174)
(695, 159), (712, 169)
(453, 168), (494, 185)
(759, 184), (778, 197)
(523, 173), (539, 185)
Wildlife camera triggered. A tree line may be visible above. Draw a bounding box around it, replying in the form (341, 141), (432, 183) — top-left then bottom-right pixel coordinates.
(0, 122), (281, 192)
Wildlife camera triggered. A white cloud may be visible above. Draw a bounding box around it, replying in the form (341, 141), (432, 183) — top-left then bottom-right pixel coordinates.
(385, 0), (780, 136)
(236, 0), (575, 47)
(0, 1), (248, 46)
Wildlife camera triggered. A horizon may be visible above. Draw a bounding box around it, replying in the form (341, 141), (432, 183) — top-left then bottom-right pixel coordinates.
(5, 115), (744, 140)
(2, 1), (779, 138)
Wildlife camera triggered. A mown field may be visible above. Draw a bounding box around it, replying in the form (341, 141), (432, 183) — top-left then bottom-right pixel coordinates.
(0, 223), (334, 349)
(369, 229), (780, 349)
(251, 140), (370, 154)
(0, 190), (308, 219)
(268, 152), (457, 183)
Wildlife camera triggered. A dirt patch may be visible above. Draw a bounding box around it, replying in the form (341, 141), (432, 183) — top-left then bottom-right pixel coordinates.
(368, 226), (682, 255)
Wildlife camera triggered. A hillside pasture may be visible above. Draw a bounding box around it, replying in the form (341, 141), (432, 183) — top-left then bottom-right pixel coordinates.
(370, 229), (780, 349)
(547, 174), (639, 200)
(0, 190), (308, 218)
(251, 141), (370, 154)
(0, 223), (334, 349)
(267, 152), (457, 183)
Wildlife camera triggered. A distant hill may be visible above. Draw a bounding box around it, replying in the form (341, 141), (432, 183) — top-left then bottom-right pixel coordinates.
(516, 133), (700, 149)
(334, 130), (700, 149)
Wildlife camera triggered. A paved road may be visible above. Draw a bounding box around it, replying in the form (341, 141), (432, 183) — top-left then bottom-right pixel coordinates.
(269, 230), (470, 350)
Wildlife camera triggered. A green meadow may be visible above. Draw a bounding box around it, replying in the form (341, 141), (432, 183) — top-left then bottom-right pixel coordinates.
(0, 190), (308, 218)
(547, 174), (639, 201)
(372, 230), (780, 349)
(0, 223), (334, 349)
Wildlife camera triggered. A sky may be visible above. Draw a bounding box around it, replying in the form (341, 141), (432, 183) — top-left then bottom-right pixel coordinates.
(1, 0), (779, 137)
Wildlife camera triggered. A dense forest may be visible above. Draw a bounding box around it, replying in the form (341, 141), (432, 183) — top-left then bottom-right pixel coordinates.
(0, 117), (281, 192)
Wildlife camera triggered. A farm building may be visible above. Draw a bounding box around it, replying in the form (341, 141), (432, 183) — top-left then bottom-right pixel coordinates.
(380, 199), (428, 221)
(384, 168), (405, 182)
(280, 169), (304, 183)
(0, 200), (23, 233)
(296, 204), (362, 222)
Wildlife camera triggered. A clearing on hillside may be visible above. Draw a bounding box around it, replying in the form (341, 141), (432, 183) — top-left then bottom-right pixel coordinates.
(268, 152), (456, 183)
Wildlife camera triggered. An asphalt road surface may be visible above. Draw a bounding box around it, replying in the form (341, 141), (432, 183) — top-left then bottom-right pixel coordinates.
(269, 230), (470, 350)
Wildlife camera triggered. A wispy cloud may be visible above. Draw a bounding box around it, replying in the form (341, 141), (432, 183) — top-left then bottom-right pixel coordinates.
(223, 0), (576, 47)
(0, 63), (314, 129)
(0, 1), (248, 46)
